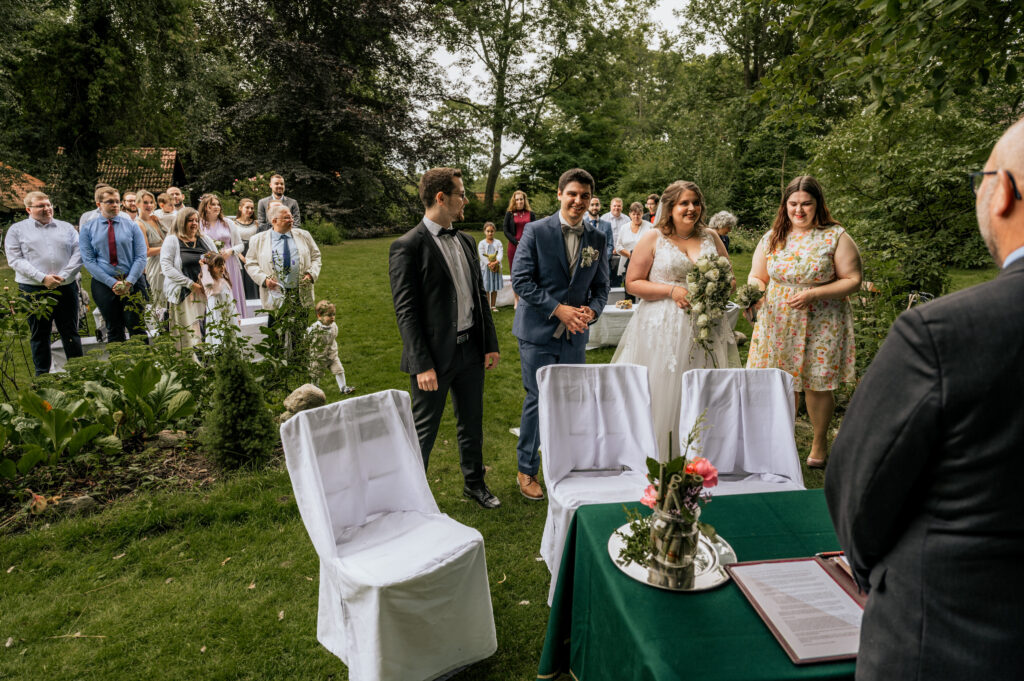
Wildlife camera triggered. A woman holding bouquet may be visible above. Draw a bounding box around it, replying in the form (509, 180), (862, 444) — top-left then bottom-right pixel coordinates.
(746, 176), (861, 468)
(198, 194), (248, 318)
(612, 181), (738, 460)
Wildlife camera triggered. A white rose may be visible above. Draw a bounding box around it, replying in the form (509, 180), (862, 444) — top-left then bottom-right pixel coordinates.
(705, 282), (716, 294)
(698, 261), (712, 273)
(686, 273), (697, 285)
(706, 268), (720, 281)
(699, 327), (709, 339)
(691, 301), (704, 314)
(711, 308), (723, 320)
(697, 314), (709, 327)
(717, 256), (729, 268)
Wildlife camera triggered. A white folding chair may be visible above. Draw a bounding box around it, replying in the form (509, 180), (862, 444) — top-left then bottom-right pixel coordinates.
(678, 368), (805, 495)
(280, 390), (497, 681)
(538, 364), (656, 604)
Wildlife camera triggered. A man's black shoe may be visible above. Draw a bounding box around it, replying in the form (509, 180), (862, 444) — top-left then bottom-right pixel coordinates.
(463, 485), (501, 509)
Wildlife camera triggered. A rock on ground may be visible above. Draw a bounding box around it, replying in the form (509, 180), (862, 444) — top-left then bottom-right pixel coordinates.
(283, 384), (327, 414)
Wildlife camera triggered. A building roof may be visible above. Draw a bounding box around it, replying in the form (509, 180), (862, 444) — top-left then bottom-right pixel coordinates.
(96, 147), (186, 195)
(0, 162), (45, 210)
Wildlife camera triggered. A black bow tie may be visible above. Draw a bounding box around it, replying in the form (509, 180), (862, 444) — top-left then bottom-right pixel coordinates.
(562, 223), (583, 236)
(439, 227), (458, 237)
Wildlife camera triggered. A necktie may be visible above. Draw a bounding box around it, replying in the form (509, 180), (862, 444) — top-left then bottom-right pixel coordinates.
(281, 233), (292, 283)
(107, 219), (118, 267)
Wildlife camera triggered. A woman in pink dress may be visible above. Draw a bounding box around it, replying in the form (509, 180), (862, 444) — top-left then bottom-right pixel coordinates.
(198, 194), (248, 318)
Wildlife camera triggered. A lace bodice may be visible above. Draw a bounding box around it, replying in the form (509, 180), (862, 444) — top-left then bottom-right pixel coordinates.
(647, 231), (718, 288)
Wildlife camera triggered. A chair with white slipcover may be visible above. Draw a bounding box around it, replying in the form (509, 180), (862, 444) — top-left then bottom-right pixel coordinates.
(280, 389), (496, 681)
(677, 368), (805, 495)
(538, 364), (656, 604)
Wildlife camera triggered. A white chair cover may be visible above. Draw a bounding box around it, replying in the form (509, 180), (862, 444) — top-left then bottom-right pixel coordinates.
(281, 390), (497, 681)
(538, 364), (655, 604)
(678, 368), (805, 495)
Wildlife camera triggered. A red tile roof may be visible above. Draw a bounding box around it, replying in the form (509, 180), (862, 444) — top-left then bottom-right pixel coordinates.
(0, 162), (45, 210)
(96, 147), (184, 194)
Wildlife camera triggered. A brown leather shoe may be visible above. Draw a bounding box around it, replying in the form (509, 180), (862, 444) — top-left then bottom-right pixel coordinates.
(517, 472), (544, 500)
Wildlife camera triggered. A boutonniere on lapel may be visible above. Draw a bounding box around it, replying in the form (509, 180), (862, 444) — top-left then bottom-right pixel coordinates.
(580, 246), (600, 268)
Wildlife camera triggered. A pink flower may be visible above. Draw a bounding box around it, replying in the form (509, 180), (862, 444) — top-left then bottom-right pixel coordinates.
(691, 457), (718, 488)
(640, 485), (658, 509)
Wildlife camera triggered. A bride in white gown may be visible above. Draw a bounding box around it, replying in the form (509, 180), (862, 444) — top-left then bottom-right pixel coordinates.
(611, 180), (739, 460)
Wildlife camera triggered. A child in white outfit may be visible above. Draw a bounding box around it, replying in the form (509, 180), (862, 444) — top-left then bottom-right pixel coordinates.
(307, 299), (354, 394)
(202, 252), (241, 345)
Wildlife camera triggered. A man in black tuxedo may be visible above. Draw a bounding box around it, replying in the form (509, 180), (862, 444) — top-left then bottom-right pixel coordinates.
(389, 167), (502, 509)
(826, 117), (1024, 680)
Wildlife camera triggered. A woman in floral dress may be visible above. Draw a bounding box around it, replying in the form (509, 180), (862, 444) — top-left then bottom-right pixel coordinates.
(746, 176), (862, 468)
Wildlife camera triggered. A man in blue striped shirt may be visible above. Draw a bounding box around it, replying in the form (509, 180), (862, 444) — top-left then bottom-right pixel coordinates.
(79, 186), (147, 342)
(4, 191), (84, 374)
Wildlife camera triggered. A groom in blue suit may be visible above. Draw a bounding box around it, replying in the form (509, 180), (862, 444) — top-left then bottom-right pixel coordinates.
(511, 168), (610, 499)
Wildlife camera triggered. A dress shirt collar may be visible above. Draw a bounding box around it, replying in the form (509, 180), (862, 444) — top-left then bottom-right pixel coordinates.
(423, 217), (451, 236)
(32, 218), (55, 229)
(1002, 245), (1024, 269)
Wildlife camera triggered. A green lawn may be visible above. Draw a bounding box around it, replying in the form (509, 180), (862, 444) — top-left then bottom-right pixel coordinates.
(0, 235), (1000, 680)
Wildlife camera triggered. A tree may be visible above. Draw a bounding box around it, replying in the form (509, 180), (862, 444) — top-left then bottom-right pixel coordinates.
(0, 0), (231, 214)
(676, 0), (793, 90)
(205, 0), (450, 227)
(433, 0), (587, 212)
(767, 0), (1024, 116)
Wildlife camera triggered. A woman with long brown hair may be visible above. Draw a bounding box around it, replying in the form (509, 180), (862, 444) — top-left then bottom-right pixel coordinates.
(611, 180), (737, 459)
(502, 190), (535, 308)
(198, 194), (248, 318)
(746, 175), (861, 468)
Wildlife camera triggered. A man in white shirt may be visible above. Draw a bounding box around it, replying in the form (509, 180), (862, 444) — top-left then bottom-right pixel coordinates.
(601, 197), (630, 285)
(4, 191), (84, 374)
(167, 186), (185, 212)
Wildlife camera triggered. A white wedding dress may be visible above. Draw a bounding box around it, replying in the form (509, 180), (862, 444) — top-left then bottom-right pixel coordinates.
(611, 231), (739, 460)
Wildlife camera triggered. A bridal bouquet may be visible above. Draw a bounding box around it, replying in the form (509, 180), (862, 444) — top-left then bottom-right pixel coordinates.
(685, 255), (735, 366)
(616, 415), (718, 588)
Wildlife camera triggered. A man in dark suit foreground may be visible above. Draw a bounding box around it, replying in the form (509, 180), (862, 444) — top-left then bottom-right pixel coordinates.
(389, 167), (501, 509)
(826, 117), (1024, 680)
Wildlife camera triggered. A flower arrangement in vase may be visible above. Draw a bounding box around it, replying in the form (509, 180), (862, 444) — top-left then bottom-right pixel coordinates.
(616, 412), (718, 589)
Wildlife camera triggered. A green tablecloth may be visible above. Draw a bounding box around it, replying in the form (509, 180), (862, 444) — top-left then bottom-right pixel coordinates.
(537, 490), (856, 681)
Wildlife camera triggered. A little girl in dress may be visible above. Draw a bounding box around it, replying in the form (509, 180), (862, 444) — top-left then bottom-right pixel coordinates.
(202, 252), (241, 345)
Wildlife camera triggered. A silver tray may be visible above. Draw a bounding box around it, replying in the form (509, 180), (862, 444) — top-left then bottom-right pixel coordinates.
(607, 522), (737, 592)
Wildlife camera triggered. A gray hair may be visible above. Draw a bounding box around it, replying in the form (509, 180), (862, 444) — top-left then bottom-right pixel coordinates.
(269, 204), (291, 222)
(709, 211), (738, 231)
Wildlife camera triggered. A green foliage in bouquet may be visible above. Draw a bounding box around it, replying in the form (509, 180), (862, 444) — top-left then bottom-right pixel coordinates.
(202, 341), (277, 470)
(686, 255), (736, 366)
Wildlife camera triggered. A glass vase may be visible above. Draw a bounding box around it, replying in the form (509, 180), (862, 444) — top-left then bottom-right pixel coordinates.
(648, 506), (701, 590)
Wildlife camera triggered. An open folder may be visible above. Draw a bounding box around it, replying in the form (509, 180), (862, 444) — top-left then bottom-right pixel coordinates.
(726, 554), (866, 665)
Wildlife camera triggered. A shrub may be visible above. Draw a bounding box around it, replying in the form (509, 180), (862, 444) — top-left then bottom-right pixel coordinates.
(202, 341), (277, 469)
(303, 216), (341, 245)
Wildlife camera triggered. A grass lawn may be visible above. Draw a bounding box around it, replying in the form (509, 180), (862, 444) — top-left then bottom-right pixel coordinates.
(0, 235), (1000, 680)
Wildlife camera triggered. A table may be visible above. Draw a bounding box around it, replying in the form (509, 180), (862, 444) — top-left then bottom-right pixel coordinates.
(585, 302), (742, 350)
(537, 490), (855, 681)
(496, 279), (626, 309)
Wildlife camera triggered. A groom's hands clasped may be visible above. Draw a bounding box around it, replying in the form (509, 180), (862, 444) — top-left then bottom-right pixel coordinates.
(554, 303), (593, 334)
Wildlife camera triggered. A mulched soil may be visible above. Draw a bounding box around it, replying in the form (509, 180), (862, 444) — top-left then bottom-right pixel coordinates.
(0, 438), (225, 534)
